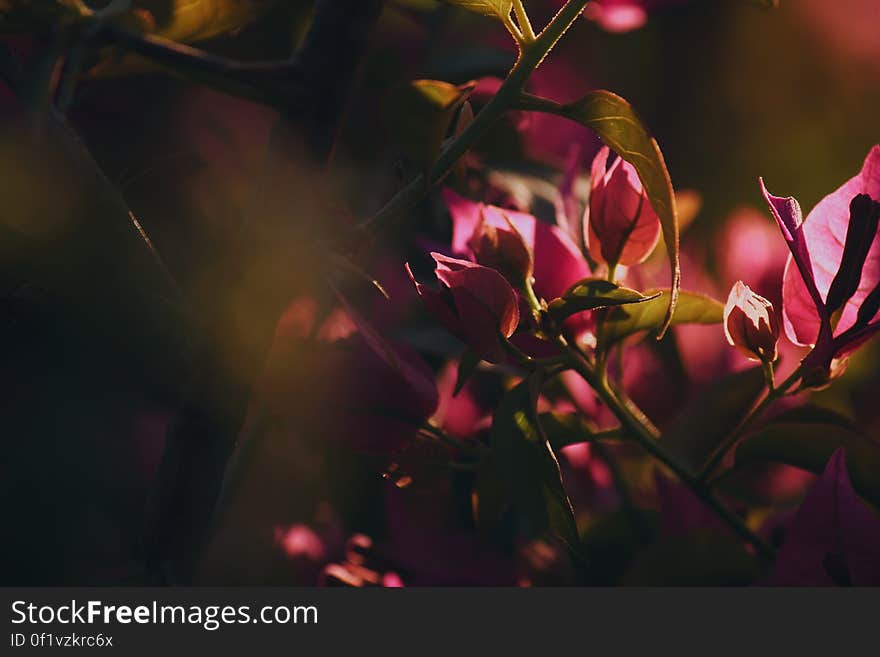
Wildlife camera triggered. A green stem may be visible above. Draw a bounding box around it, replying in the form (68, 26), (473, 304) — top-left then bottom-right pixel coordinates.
(698, 365), (803, 482)
(513, 1), (537, 42)
(558, 336), (775, 561)
(357, 0), (590, 238)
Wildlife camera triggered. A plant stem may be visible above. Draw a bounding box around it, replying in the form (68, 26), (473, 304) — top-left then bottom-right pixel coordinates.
(356, 0), (590, 239)
(513, 1), (537, 42)
(698, 365), (803, 482)
(557, 336), (775, 560)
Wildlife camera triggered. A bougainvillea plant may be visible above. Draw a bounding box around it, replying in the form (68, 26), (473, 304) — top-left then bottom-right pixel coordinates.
(0, 0), (876, 587)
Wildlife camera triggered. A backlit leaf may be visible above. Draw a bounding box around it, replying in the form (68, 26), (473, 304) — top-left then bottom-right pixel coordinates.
(598, 290), (723, 347)
(563, 91), (680, 336)
(138, 0), (275, 43)
(443, 0), (512, 19)
(548, 278), (659, 322)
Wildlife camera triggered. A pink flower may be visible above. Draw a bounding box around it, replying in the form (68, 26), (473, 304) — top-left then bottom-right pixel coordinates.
(444, 189), (590, 303)
(407, 253), (520, 362)
(585, 146), (662, 267)
(723, 281), (780, 363)
(467, 209), (534, 289)
(761, 146), (880, 379)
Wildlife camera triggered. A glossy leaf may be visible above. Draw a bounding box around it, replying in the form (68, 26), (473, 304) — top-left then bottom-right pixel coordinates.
(443, 0), (513, 19)
(663, 367), (766, 470)
(736, 422), (880, 507)
(598, 290), (723, 347)
(547, 278), (659, 322)
(563, 91), (680, 336)
(489, 377), (581, 551)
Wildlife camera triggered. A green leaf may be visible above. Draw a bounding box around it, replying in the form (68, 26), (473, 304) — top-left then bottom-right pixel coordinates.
(562, 91), (680, 336)
(489, 376), (581, 551)
(443, 0), (513, 19)
(598, 289), (723, 347)
(735, 421), (880, 507)
(547, 278), (659, 322)
(392, 79), (475, 172)
(663, 367), (766, 470)
(141, 0), (276, 43)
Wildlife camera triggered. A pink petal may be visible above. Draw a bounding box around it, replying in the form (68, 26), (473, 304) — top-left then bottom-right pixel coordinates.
(442, 189), (590, 301)
(586, 146), (661, 266)
(761, 179), (829, 346)
(432, 253), (520, 360)
(406, 262), (463, 335)
(778, 147), (880, 344)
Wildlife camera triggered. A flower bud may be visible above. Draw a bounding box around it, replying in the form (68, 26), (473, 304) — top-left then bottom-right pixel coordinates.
(407, 254), (519, 363)
(723, 281), (779, 362)
(585, 146), (661, 267)
(467, 208), (533, 289)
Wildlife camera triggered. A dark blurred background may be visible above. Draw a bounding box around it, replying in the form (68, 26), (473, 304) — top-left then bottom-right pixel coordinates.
(1, 0), (878, 584)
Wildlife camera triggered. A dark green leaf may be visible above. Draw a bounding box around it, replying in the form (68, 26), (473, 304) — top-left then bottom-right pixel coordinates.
(663, 367), (766, 470)
(328, 253), (389, 299)
(454, 348), (482, 396)
(581, 509), (658, 586)
(735, 422), (880, 507)
(0, 109), (190, 393)
(620, 533), (760, 586)
(392, 79), (475, 171)
(489, 377), (581, 551)
(598, 289), (723, 347)
(539, 412), (624, 451)
(547, 278), (659, 322)
(562, 91), (680, 336)
(473, 456), (509, 536)
(766, 404), (859, 430)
